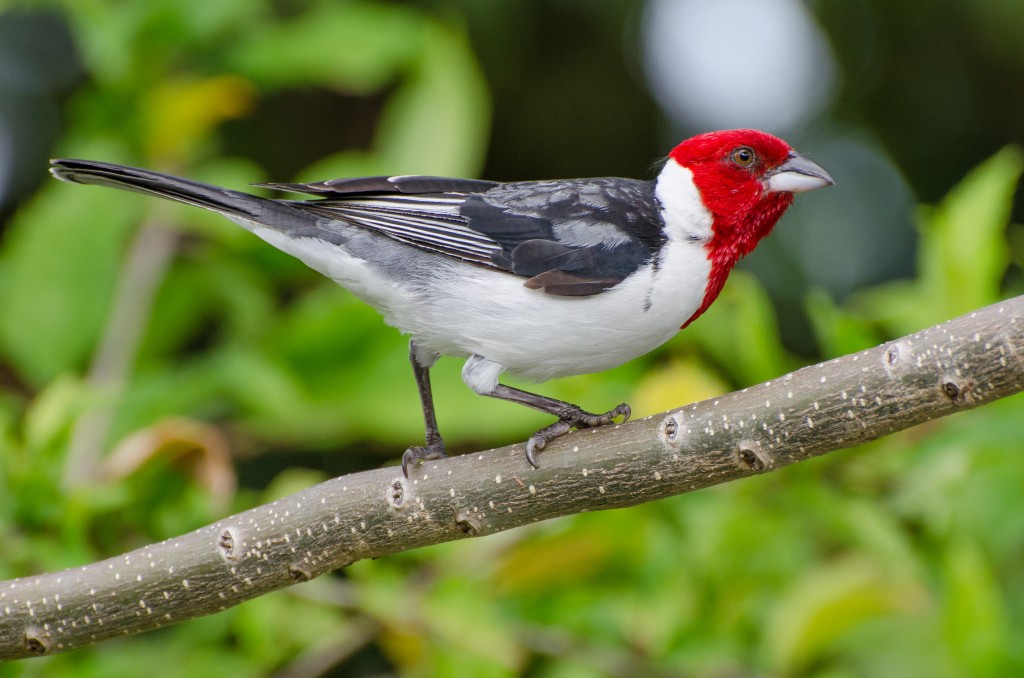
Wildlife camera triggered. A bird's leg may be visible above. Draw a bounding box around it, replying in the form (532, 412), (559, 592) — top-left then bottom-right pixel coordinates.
(401, 341), (446, 477)
(484, 384), (630, 468)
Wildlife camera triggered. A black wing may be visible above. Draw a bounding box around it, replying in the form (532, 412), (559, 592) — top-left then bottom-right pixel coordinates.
(275, 175), (666, 296)
(462, 178), (666, 295)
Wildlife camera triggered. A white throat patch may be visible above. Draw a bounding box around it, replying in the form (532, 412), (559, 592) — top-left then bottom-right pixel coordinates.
(655, 161), (713, 244)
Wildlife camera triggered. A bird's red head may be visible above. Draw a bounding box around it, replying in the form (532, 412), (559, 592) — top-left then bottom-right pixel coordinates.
(668, 129), (833, 328)
(670, 129), (799, 260)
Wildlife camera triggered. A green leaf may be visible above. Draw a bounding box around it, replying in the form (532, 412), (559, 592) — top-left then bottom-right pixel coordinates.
(921, 146), (1022, 314)
(374, 20), (491, 177)
(942, 540), (1010, 677)
(228, 2), (423, 92)
(764, 558), (925, 675)
(805, 288), (883, 358)
(0, 180), (138, 384)
(683, 271), (796, 385)
(22, 376), (87, 460)
(853, 146), (1023, 334)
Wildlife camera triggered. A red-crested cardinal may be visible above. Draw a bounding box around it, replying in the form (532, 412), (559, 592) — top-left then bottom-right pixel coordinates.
(50, 129), (833, 475)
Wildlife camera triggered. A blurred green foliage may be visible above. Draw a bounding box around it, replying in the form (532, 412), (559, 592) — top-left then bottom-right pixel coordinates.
(0, 2), (1023, 677)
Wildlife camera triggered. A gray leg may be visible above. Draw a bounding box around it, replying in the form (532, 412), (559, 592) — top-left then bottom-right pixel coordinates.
(485, 383), (630, 468)
(401, 341), (447, 477)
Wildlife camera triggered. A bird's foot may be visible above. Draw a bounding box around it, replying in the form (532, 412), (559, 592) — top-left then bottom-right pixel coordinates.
(402, 442), (447, 478)
(525, 402), (631, 468)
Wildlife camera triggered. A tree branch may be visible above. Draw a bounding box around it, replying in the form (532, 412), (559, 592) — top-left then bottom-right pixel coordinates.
(2, 296), (1022, 660)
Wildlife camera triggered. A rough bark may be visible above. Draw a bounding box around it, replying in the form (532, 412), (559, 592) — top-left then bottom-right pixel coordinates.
(1, 296), (1022, 660)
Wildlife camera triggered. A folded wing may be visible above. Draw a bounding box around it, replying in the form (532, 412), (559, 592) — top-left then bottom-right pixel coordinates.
(273, 175), (667, 296)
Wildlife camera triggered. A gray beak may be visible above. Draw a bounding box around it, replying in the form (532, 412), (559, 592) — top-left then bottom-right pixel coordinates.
(763, 151), (835, 194)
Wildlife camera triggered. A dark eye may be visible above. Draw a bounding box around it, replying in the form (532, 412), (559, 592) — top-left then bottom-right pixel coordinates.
(730, 146), (756, 168)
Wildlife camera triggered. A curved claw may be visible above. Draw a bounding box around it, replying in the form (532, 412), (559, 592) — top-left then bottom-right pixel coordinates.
(522, 401), (632, 469)
(402, 443), (447, 478)
(525, 420), (571, 469)
(524, 437), (542, 469)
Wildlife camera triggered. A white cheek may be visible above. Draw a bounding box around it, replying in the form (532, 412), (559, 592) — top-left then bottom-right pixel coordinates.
(654, 161), (713, 241)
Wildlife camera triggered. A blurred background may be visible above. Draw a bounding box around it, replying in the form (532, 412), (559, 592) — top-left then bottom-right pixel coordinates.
(1, 1), (1023, 676)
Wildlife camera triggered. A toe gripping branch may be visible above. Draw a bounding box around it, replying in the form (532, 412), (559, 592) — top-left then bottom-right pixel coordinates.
(489, 385), (631, 468)
(401, 443), (446, 478)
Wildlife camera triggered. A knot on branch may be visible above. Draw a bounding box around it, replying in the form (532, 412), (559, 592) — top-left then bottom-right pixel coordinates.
(941, 376), (975, 406)
(219, 527), (242, 562)
(662, 414), (680, 443)
(882, 340), (916, 378)
(24, 627), (50, 655)
(737, 440), (772, 472)
(287, 564), (313, 582)
(455, 510), (482, 536)
(387, 478), (408, 510)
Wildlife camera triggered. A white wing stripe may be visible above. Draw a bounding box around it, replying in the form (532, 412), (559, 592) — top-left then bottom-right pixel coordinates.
(343, 214), (499, 255)
(343, 196), (465, 214)
(299, 195), (508, 264)
(339, 208), (498, 246)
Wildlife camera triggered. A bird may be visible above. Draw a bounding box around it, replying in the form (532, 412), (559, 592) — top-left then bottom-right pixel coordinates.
(49, 129), (833, 476)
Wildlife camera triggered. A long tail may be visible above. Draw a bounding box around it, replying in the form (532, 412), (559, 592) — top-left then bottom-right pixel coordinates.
(49, 159), (313, 229)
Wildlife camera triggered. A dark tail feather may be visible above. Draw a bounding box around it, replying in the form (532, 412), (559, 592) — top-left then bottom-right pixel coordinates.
(49, 159), (311, 227)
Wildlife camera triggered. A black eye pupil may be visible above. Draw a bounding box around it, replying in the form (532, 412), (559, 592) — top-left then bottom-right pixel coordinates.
(733, 147), (754, 166)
